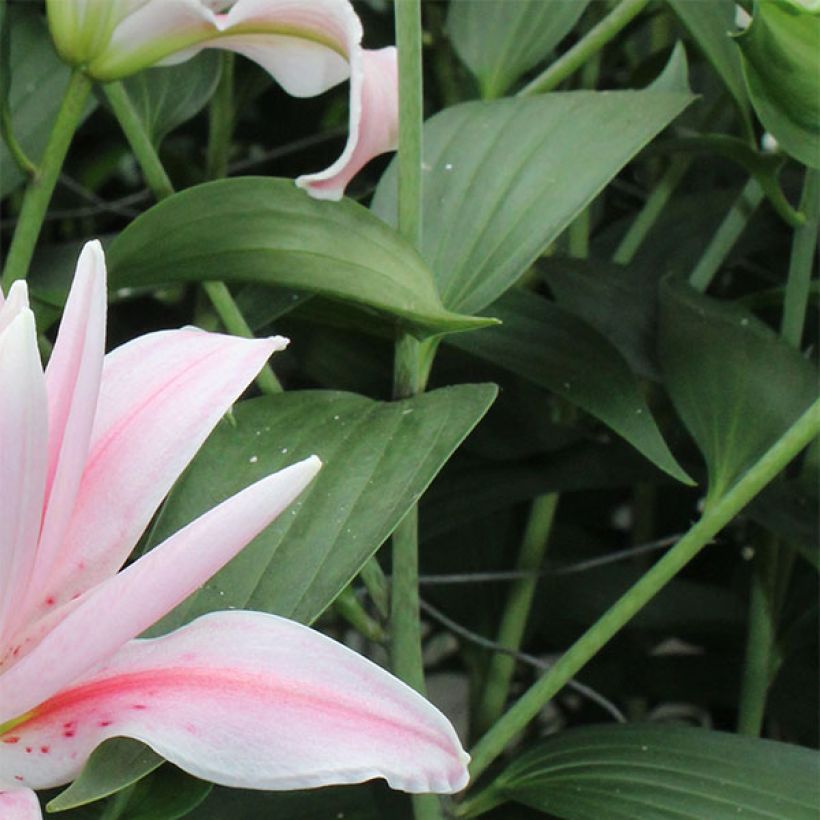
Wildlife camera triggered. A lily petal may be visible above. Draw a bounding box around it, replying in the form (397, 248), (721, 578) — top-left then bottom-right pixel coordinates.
(21, 243), (107, 620)
(34, 329), (287, 617)
(0, 312), (48, 648)
(0, 457), (321, 723)
(1, 611), (469, 794)
(0, 281), (31, 336)
(296, 46), (399, 201)
(0, 788), (41, 820)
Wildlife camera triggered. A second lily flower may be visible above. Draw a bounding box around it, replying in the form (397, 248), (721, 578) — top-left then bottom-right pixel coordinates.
(45, 0), (399, 200)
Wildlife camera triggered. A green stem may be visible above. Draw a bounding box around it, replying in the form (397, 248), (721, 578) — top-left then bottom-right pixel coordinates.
(689, 177), (764, 293)
(105, 80), (281, 393)
(393, 4), (441, 818)
(737, 534), (778, 736)
(206, 52), (235, 180)
(395, 0), (423, 249)
(613, 155), (691, 265)
(104, 81), (174, 200)
(517, 0), (650, 97)
(1, 70), (91, 289)
(465, 396), (820, 783)
(780, 168), (820, 348)
(473, 494), (559, 738)
(360, 556), (390, 619)
(334, 586), (387, 644)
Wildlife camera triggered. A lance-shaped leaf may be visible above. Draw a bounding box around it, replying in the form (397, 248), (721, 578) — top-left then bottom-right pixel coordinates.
(372, 59), (694, 314)
(107, 178), (491, 338)
(658, 279), (818, 504)
(449, 288), (691, 484)
(466, 723), (820, 819)
(147, 385), (497, 629)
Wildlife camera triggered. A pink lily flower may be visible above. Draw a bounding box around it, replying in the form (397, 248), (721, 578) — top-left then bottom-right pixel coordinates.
(0, 242), (469, 818)
(45, 0), (400, 200)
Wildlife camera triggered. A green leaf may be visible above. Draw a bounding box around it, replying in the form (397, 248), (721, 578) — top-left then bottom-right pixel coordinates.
(736, 0), (820, 168)
(120, 53), (222, 146)
(107, 177), (490, 338)
(446, 0), (591, 99)
(147, 385), (497, 630)
(539, 256), (660, 381)
(47, 739), (163, 812)
(119, 766), (211, 820)
(194, 782), (406, 820)
(0, 5), (96, 198)
(475, 723), (820, 819)
(658, 279), (818, 504)
(372, 80), (694, 314)
(448, 288), (692, 484)
(667, 0), (752, 130)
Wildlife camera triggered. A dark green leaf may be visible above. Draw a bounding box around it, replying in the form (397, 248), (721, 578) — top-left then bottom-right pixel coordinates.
(539, 257), (660, 381)
(372, 76), (694, 314)
(47, 739), (163, 812)
(749, 480), (820, 570)
(120, 766), (211, 820)
(120, 53), (222, 146)
(147, 386), (497, 630)
(107, 177), (492, 339)
(667, 0), (752, 129)
(473, 723), (820, 820)
(658, 279), (818, 503)
(0, 5), (96, 198)
(446, 0), (591, 99)
(194, 782), (406, 820)
(736, 1), (820, 168)
(449, 288), (691, 483)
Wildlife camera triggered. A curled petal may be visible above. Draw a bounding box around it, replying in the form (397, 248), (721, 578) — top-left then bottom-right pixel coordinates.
(1, 611), (469, 794)
(33, 329), (286, 617)
(0, 312), (47, 649)
(297, 46), (399, 201)
(0, 457), (321, 723)
(0, 788), (41, 820)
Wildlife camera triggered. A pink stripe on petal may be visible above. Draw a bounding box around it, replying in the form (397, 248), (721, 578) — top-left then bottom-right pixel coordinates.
(21, 242), (107, 620)
(0, 788), (41, 820)
(1, 611), (468, 795)
(0, 457), (321, 722)
(0, 312), (47, 650)
(34, 329), (286, 617)
(297, 47), (399, 201)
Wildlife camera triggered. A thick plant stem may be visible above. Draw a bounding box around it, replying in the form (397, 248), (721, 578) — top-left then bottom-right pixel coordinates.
(334, 586), (387, 644)
(392, 4), (441, 819)
(781, 168), (820, 347)
(105, 81), (281, 392)
(518, 0), (650, 97)
(474, 494), (559, 738)
(104, 81), (174, 200)
(2, 70), (91, 289)
(206, 52), (235, 180)
(737, 534), (779, 736)
(465, 396), (820, 783)
(689, 177), (764, 293)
